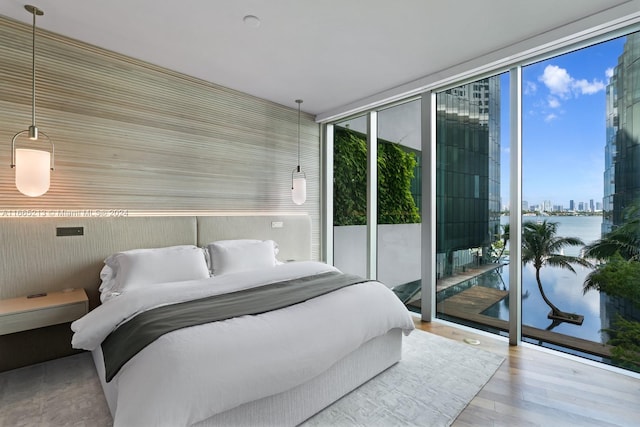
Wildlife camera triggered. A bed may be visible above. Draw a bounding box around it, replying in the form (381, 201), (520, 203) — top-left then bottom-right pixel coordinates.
(55, 216), (415, 426)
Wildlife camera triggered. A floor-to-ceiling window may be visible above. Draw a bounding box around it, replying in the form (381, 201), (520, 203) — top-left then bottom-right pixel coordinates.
(520, 31), (640, 371)
(377, 100), (422, 299)
(332, 101), (422, 290)
(333, 115), (370, 278)
(434, 74), (510, 335)
(326, 28), (640, 374)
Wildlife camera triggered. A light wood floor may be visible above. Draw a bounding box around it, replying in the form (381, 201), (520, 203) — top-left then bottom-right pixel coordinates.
(415, 318), (640, 427)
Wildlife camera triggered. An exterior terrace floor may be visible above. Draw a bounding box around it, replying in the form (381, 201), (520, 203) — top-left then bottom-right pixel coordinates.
(397, 263), (613, 360)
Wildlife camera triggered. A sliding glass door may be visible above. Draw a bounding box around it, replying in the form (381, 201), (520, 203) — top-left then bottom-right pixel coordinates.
(332, 100), (422, 302)
(333, 115), (369, 278)
(377, 100), (422, 304)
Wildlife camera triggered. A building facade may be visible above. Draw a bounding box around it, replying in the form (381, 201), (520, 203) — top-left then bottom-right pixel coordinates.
(604, 32), (640, 233)
(435, 77), (501, 277)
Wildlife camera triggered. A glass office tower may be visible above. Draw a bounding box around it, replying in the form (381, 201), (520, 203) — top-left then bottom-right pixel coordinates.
(602, 33), (640, 329)
(604, 32), (640, 232)
(435, 77), (501, 279)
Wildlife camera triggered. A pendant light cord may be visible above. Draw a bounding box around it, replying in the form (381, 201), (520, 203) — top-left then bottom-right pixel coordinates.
(30, 8), (37, 128)
(295, 99), (302, 172)
(11, 5), (55, 172)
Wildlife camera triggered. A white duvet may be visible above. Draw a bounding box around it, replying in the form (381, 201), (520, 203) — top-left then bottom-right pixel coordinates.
(71, 261), (415, 426)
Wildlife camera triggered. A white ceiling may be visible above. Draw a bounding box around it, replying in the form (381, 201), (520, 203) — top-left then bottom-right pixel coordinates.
(1, 0), (639, 118)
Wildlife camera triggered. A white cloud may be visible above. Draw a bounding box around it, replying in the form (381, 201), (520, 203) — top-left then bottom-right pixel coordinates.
(535, 64), (607, 124)
(606, 67), (614, 80)
(574, 78), (605, 95)
(539, 65), (572, 98)
(539, 64), (606, 99)
(524, 81), (537, 95)
(547, 97), (560, 109)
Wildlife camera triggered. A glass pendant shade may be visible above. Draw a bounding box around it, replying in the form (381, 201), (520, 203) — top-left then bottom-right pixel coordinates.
(291, 99), (306, 205)
(9, 5), (54, 197)
(15, 148), (51, 197)
(292, 176), (306, 205)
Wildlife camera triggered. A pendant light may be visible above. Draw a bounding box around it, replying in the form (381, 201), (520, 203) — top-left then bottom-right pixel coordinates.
(10, 5), (54, 197)
(291, 99), (306, 205)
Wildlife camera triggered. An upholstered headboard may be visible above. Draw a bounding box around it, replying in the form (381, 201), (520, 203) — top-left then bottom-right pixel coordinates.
(196, 215), (310, 262)
(0, 215), (311, 309)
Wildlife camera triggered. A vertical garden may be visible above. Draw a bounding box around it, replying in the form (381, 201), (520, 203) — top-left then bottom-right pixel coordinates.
(333, 126), (421, 226)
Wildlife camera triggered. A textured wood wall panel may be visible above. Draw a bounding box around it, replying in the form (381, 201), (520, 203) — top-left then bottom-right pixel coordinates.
(0, 16), (320, 258)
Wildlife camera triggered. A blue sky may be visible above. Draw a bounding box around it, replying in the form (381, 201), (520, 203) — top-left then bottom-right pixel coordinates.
(500, 35), (627, 209)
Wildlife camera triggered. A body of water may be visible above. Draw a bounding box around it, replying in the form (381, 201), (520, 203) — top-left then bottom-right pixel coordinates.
(484, 215), (607, 344)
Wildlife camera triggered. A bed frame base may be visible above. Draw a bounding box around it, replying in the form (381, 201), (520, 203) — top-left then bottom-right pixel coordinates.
(93, 329), (403, 426)
(194, 329), (402, 427)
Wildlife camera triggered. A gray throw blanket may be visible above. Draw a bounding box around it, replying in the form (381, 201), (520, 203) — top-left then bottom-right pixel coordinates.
(102, 270), (368, 381)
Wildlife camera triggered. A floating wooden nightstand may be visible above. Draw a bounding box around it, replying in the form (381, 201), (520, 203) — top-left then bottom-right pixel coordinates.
(0, 289), (88, 335)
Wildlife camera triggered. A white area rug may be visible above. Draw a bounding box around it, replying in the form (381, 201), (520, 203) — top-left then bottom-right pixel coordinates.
(0, 331), (503, 426)
(302, 330), (505, 426)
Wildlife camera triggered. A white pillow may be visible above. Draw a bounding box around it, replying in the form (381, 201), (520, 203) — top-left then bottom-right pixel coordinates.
(203, 239), (261, 272)
(208, 240), (278, 275)
(103, 245), (210, 296)
(207, 239), (279, 254)
(98, 264), (118, 303)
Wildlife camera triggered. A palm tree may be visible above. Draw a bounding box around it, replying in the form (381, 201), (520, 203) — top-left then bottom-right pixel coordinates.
(583, 204), (640, 263)
(496, 223), (510, 261)
(522, 220), (592, 322)
(581, 203), (640, 371)
(583, 202), (640, 294)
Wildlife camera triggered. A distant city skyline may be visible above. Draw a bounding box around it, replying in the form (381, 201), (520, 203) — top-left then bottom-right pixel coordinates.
(513, 199), (603, 212)
(500, 35), (626, 208)
(503, 197), (602, 211)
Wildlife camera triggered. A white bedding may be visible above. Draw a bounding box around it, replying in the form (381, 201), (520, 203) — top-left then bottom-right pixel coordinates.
(72, 261), (415, 426)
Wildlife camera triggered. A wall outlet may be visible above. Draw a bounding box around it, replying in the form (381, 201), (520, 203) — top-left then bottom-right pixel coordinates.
(56, 227), (84, 236)
(271, 221), (284, 228)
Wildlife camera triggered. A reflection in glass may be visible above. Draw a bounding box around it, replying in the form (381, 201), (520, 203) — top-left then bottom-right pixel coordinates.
(434, 74), (508, 334)
(520, 31), (640, 372)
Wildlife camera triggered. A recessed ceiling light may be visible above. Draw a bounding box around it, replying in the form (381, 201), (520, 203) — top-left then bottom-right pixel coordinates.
(243, 15), (261, 28)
